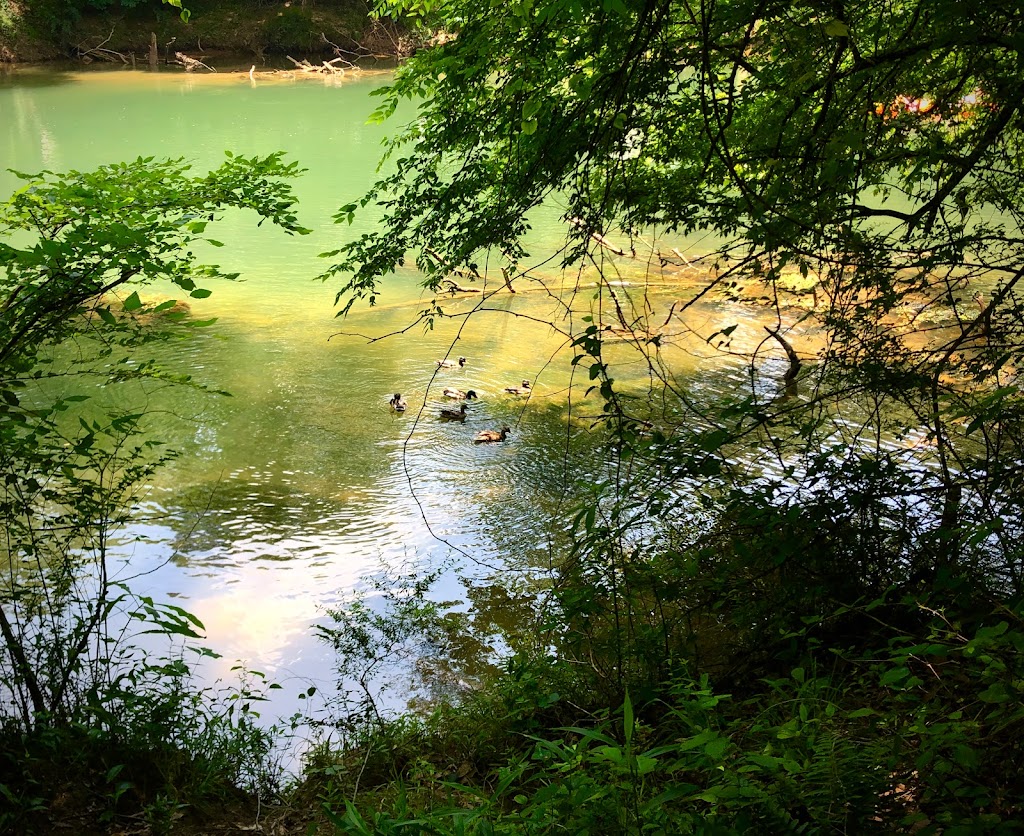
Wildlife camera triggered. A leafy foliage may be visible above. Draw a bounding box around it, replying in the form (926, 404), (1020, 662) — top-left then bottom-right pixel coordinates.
(0, 660), (288, 833)
(304, 600), (1024, 833)
(320, 0), (1024, 657)
(326, 0), (1024, 590)
(0, 151), (307, 833)
(0, 152), (307, 730)
(312, 1), (1024, 832)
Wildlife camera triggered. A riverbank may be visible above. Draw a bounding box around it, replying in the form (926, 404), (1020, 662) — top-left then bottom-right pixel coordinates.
(0, 0), (415, 64)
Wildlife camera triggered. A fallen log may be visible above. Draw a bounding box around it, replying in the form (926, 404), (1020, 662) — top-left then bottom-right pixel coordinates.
(764, 326), (801, 397)
(568, 217), (633, 257)
(441, 279), (482, 294)
(77, 28), (128, 64)
(175, 52), (216, 72)
(287, 55), (348, 74)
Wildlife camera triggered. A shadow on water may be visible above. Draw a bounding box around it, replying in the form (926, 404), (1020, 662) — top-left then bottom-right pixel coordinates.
(0, 64), (81, 88)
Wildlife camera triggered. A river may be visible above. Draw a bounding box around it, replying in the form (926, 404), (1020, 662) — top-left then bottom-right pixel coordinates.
(2, 64), (754, 740)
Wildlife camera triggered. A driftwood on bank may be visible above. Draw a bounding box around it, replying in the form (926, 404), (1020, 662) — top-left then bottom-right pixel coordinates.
(175, 51), (216, 72)
(765, 326), (801, 397)
(422, 246), (487, 294)
(440, 280), (482, 294)
(568, 217), (634, 257)
(418, 246), (522, 295)
(659, 247), (693, 267)
(287, 55), (351, 75)
(77, 28), (129, 64)
(319, 33), (383, 64)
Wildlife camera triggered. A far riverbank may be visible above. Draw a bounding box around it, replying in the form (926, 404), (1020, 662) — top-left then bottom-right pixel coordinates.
(0, 0), (419, 65)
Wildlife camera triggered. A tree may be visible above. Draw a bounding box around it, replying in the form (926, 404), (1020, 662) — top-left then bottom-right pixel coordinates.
(0, 153), (307, 727)
(323, 0), (1024, 673)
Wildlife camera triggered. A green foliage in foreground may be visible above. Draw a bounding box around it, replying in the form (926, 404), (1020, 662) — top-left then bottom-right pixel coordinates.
(0, 663), (286, 834)
(303, 595), (1024, 834)
(0, 153), (306, 832)
(0, 152), (307, 730)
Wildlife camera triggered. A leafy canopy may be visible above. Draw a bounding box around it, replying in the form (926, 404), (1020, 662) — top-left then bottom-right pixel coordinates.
(325, 0), (1024, 596)
(0, 153), (307, 727)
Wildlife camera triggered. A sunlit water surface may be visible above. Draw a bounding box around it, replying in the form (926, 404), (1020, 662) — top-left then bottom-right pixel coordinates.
(1, 66), (745, 739)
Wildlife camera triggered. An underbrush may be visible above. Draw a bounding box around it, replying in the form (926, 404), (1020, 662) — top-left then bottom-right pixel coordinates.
(295, 593), (1024, 835)
(4, 580), (1021, 834)
(0, 661), (287, 835)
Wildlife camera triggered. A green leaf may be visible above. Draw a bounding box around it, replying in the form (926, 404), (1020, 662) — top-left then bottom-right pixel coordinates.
(674, 730), (717, 752)
(594, 744), (624, 764)
(105, 763), (126, 782)
(953, 745), (979, 769)
(704, 737), (729, 760)
(623, 690), (634, 745)
(979, 683), (1010, 703)
(746, 753), (780, 771)
(880, 666), (910, 687)
(823, 19), (849, 36)
(557, 726), (616, 746)
(122, 291), (142, 311)
(975, 622), (1009, 640)
(635, 755), (659, 775)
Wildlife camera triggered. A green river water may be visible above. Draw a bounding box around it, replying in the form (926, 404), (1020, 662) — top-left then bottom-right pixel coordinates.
(0, 64), (741, 725)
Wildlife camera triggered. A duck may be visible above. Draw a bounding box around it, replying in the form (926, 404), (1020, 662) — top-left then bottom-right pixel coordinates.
(439, 403), (469, 421)
(474, 426), (510, 444)
(389, 393), (408, 412)
(443, 387), (478, 400)
(436, 356), (467, 369)
(504, 379), (532, 395)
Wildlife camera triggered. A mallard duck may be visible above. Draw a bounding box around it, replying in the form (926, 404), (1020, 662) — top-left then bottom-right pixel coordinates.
(389, 393), (408, 412)
(474, 426), (510, 443)
(504, 379), (532, 395)
(443, 387), (478, 400)
(439, 403), (469, 421)
(436, 356), (467, 369)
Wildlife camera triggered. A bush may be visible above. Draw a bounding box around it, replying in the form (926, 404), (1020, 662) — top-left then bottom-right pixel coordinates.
(262, 7), (318, 52)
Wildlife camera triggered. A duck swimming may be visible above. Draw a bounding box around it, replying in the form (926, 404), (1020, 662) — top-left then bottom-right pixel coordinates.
(504, 380), (532, 395)
(437, 356), (467, 369)
(443, 387), (478, 400)
(474, 426), (510, 443)
(389, 393), (408, 412)
(439, 403), (469, 421)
